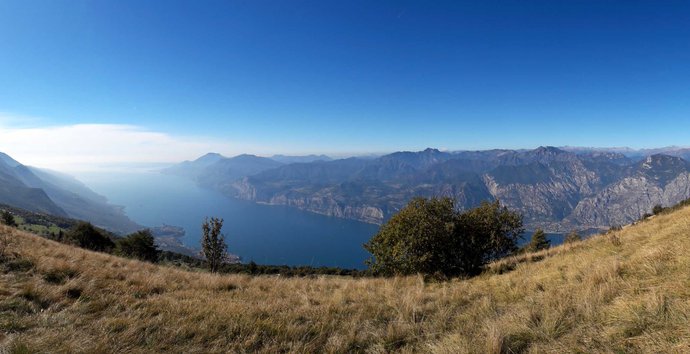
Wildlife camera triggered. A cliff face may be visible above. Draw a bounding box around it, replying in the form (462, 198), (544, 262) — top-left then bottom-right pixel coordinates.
(271, 195), (384, 224)
(483, 174), (581, 223)
(569, 176), (663, 227)
(231, 167), (493, 225)
(570, 172), (690, 228)
(189, 148), (690, 232)
(232, 178), (386, 223)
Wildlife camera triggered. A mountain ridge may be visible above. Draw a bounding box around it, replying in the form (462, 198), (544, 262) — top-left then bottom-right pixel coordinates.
(0, 152), (140, 234)
(167, 147), (690, 232)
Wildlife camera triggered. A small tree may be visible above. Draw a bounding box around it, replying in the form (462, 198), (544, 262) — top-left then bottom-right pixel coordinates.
(65, 221), (115, 252)
(364, 197), (458, 276)
(564, 230), (582, 243)
(115, 229), (159, 262)
(454, 200), (524, 275)
(652, 204), (664, 215)
(527, 229), (550, 252)
(201, 217), (228, 273)
(364, 198), (523, 277)
(1, 211), (17, 227)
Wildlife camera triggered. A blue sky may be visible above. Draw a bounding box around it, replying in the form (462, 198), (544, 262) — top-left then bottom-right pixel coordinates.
(1, 1), (689, 169)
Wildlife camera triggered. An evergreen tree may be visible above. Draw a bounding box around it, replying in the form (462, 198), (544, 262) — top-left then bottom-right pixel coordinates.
(1, 211), (17, 227)
(201, 217), (228, 273)
(527, 229), (550, 252)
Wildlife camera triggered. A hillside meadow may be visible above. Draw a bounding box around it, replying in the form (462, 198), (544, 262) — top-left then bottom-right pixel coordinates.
(1, 207), (690, 353)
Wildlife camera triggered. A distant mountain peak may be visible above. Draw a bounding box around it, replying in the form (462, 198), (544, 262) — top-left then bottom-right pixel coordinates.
(640, 154), (687, 168)
(270, 154), (333, 164)
(201, 152), (223, 158)
(0, 152), (21, 167)
(633, 154), (690, 185)
(195, 152), (224, 162)
(646, 153), (685, 162)
(517, 146), (574, 165)
(534, 146), (565, 154)
(231, 154), (272, 161)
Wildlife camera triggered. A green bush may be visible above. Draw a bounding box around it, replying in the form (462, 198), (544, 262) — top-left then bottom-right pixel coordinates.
(364, 198), (523, 277)
(1, 210), (17, 227)
(115, 229), (159, 262)
(65, 222), (114, 252)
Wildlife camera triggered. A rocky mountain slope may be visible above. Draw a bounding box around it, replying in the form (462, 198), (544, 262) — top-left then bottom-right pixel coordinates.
(0, 153), (67, 216)
(167, 147), (690, 232)
(0, 152), (139, 234)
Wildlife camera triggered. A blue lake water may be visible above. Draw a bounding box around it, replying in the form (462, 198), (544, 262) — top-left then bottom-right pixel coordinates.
(77, 172), (380, 269)
(75, 171), (582, 269)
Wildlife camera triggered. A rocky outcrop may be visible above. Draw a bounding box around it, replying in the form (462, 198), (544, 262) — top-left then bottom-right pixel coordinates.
(274, 196), (384, 224)
(569, 173), (690, 227)
(483, 174), (581, 223)
(233, 179), (387, 224)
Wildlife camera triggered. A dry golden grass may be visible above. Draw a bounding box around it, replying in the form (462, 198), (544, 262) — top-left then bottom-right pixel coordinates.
(2, 206), (690, 353)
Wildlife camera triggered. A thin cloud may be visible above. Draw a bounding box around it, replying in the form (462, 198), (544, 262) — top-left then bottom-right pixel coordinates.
(0, 122), (241, 172)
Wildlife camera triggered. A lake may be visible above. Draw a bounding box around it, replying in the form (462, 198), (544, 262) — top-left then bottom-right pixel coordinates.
(76, 171), (380, 269)
(74, 171), (577, 269)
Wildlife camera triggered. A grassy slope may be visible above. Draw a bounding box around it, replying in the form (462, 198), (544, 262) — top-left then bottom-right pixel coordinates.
(1, 207), (690, 353)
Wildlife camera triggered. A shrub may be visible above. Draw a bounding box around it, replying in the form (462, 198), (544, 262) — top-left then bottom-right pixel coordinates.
(364, 198), (523, 277)
(115, 229), (159, 262)
(1, 210), (17, 227)
(0, 230), (11, 259)
(564, 230), (582, 243)
(66, 288), (82, 299)
(652, 204), (665, 215)
(608, 225), (623, 233)
(43, 268), (78, 284)
(65, 222), (114, 252)
(527, 229), (550, 252)
(2, 258), (34, 273)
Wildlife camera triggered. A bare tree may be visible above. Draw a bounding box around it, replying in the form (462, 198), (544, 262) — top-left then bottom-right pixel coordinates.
(201, 217), (228, 273)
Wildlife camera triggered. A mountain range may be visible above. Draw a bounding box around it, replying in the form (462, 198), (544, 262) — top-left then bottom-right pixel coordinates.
(165, 146), (690, 232)
(0, 152), (139, 234)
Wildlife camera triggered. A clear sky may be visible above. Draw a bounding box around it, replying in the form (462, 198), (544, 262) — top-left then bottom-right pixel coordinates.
(1, 1), (689, 170)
